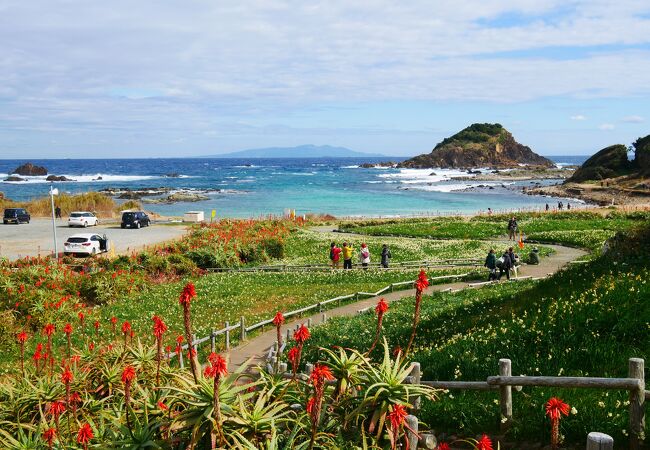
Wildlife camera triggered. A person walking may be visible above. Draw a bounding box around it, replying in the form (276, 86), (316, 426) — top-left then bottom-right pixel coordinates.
(507, 216), (518, 241)
(342, 242), (353, 270)
(497, 249), (512, 281)
(358, 243), (370, 269)
(484, 249), (497, 281)
(381, 244), (391, 268)
(545, 203), (549, 212)
(329, 242), (341, 269)
(508, 246), (520, 278)
(55, 206), (62, 219)
(567, 202), (571, 210)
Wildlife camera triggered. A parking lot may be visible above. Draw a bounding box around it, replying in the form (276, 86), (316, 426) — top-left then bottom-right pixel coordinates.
(0, 218), (188, 260)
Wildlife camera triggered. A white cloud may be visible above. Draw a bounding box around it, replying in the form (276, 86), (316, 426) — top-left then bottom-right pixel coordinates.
(599, 123), (616, 130)
(621, 115), (644, 123)
(571, 115), (587, 120)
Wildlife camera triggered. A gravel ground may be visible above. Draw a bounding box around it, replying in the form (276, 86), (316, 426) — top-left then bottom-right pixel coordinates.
(0, 218), (187, 260)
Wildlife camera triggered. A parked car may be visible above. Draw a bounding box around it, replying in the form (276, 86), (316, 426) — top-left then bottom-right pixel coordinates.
(3, 208), (30, 224)
(68, 211), (99, 227)
(121, 211), (150, 229)
(64, 233), (110, 256)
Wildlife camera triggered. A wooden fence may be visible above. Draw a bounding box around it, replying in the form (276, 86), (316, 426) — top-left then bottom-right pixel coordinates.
(166, 273), (472, 361)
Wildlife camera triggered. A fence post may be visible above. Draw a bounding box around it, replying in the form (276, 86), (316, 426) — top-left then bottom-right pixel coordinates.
(307, 318), (312, 328)
(225, 322), (230, 351)
(499, 358), (513, 430)
(240, 317), (246, 341)
(587, 432), (614, 450)
(210, 330), (216, 353)
(405, 415), (419, 450)
(410, 362), (422, 411)
(629, 358), (645, 450)
(179, 350), (184, 369)
(321, 313), (327, 323)
(305, 363), (314, 376)
(286, 329), (291, 343)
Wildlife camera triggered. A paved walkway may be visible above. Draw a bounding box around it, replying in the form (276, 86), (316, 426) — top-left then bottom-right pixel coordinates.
(226, 238), (587, 370)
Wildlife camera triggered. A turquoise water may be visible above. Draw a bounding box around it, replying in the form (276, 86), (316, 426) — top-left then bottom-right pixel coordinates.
(0, 157), (585, 217)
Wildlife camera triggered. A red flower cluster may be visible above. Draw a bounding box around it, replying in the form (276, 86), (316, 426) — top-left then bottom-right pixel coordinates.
(415, 269), (429, 291)
(546, 397), (570, 449)
(272, 311), (285, 326)
(387, 403), (407, 431)
(375, 298), (389, 315)
(204, 352), (228, 379)
(63, 323), (73, 335)
(121, 321), (131, 334)
(43, 323), (55, 336)
(152, 315), (168, 338)
(476, 434), (494, 450)
(121, 365), (136, 384)
(77, 423), (93, 446)
(179, 282), (197, 305)
(61, 367), (74, 385)
(293, 324), (310, 343)
(17, 330), (28, 343)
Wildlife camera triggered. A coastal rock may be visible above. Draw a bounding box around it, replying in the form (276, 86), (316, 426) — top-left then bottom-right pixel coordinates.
(567, 144), (633, 183)
(143, 192), (210, 204)
(4, 176), (26, 182)
(398, 123), (554, 169)
(164, 173), (180, 178)
(46, 175), (75, 182)
(11, 162), (48, 176)
(633, 134), (650, 176)
(359, 161), (396, 168)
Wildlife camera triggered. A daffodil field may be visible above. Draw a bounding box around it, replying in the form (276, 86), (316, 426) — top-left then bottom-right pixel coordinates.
(303, 218), (650, 445)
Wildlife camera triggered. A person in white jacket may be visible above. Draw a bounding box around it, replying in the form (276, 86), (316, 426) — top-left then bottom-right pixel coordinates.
(359, 243), (370, 268)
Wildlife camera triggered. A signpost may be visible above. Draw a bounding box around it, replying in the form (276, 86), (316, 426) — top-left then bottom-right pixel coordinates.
(50, 184), (59, 257)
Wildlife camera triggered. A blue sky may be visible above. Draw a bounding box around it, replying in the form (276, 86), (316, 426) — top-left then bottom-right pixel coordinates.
(0, 1), (649, 158)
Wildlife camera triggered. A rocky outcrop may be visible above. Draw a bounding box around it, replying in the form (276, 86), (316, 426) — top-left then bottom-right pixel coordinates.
(359, 161), (397, 168)
(46, 175), (75, 182)
(567, 145), (633, 183)
(11, 163), (48, 176)
(633, 135), (650, 176)
(143, 192), (209, 204)
(4, 176), (26, 182)
(398, 123), (554, 169)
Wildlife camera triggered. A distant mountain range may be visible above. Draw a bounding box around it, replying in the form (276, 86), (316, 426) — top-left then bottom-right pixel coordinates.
(206, 145), (386, 159)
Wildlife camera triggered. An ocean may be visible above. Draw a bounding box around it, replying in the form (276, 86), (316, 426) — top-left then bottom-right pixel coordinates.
(0, 156), (588, 218)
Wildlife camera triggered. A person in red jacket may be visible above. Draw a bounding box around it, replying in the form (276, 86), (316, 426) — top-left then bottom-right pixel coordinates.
(329, 242), (342, 269)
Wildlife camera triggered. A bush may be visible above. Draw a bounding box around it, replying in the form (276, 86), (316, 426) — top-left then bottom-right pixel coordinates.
(186, 248), (240, 269)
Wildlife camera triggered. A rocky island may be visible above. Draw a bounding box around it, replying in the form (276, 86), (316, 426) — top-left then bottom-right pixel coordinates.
(398, 123), (554, 169)
(529, 134), (650, 205)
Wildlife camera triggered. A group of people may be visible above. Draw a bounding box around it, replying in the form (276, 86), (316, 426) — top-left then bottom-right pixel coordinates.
(484, 247), (520, 281)
(545, 201), (571, 211)
(329, 242), (391, 269)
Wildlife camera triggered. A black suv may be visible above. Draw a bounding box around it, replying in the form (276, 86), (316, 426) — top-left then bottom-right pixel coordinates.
(121, 211), (150, 229)
(3, 208), (31, 224)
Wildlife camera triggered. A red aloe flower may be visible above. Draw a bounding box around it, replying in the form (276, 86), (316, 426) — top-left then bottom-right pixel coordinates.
(405, 269), (428, 356)
(287, 347), (300, 373)
(43, 323), (55, 375)
(17, 330), (28, 376)
(294, 324), (310, 343)
(307, 363), (336, 450)
(121, 320), (131, 347)
(63, 323), (73, 335)
(368, 298), (389, 354)
(76, 423), (93, 450)
(306, 396), (316, 414)
(273, 311), (285, 346)
(476, 434), (494, 450)
(178, 282), (200, 382)
(546, 397), (570, 449)
(42, 428), (56, 450)
(48, 400), (66, 437)
(205, 352), (228, 446)
(110, 316), (117, 336)
(122, 365), (136, 431)
(387, 404), (409, 450)
(157, 400), (168, 410)
(77, 311), (85, 327)
(93, 320), (100, 339)
(152, 315), (168, 385)
(438, 443), (450, 450)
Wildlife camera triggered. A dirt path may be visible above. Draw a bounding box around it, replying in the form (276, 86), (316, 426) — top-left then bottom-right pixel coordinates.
(226, 232), (587, 369)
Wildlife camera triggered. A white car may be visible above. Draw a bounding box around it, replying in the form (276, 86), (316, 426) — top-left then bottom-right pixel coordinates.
(68, 211), (99, 227)
(64, 233), (110, 256)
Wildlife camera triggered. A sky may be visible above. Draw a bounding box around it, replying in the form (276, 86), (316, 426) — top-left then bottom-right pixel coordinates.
(0, 0), (649, 158)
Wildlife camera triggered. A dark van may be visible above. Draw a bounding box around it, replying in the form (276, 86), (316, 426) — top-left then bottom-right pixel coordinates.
(3, 208), (31, 224)
(121, 211), (150, 229)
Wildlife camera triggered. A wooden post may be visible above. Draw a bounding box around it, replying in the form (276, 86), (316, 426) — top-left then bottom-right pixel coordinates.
(286, 329), (291, 343)
(279, 362), (287, 373)
(586, 432), (614, 450)
(179, 350), (184, 369)
(305, 363), (314, 376)
(405, 415), (419, 450)
(410, 362), (422, 411)
(225, 322), (230, 351)
(240, 316), (246, 341)
(629, 358), (645, 450)
(321, 313), (327, 323)
(210, 330), (216, 353)
(499, 358), (513, 430)
(307, 318), (312, 328)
